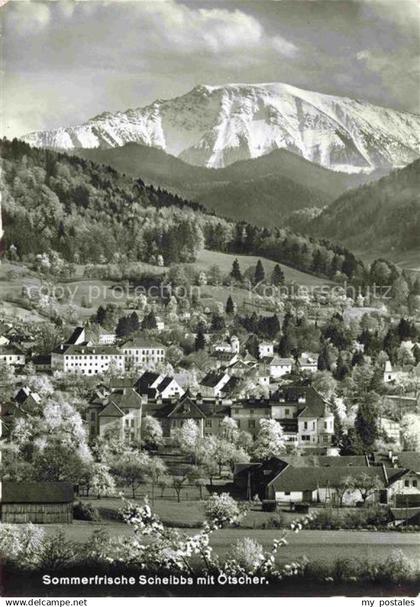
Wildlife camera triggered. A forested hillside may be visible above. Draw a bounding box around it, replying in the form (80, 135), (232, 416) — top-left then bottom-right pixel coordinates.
(311, 160), (420, 255)
(1, 138), (228, 265)
(77, 144), (375, 226)
(2, 138), (368, 283)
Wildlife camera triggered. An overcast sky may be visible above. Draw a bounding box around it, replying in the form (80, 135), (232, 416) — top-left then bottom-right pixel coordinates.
(2, 0), (420, 138)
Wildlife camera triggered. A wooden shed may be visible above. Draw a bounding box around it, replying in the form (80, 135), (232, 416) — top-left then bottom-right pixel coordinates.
(0, 482), (74, 524)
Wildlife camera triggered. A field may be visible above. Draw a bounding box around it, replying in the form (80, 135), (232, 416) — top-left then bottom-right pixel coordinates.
(0, 262), (133, 322)
(191, 249), (334, 287)
(40, 517), (420, 568)
(0, 249), (334, 323)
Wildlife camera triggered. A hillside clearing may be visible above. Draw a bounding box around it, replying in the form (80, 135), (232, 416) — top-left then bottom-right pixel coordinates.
(192, 250), (334, 287)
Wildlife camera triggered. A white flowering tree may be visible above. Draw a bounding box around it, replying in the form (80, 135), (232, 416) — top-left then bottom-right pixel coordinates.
(90, 462), (116, 499)
(172, 419), (201, 459)
(142, 415), (164, 450)
(253, 419), (286, 461)
(401, 414), (420, 451)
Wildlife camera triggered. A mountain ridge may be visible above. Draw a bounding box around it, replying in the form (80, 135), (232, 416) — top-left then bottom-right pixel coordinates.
(74, 142), (381, 226)
(310, 159), (420, 256)
(22, 81), (420, 173)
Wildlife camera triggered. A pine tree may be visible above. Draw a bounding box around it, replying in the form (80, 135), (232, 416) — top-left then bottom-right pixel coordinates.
(195, 327), (206, 351)
(225, 295), (235, 315)
(271, 263), (285, 286)
(230, 258), (242, 282)
(334, 353), (350, 380)
(95, 305), (107, 326)
(354, 395), (379, 450)
(116, 316), (130, 338)
(317, 351), (328, 371)
(142, 311), (157, 330)
(278, 334), (291, 357)
(254, 259), (265, 284)
(129, 311), (140, 333)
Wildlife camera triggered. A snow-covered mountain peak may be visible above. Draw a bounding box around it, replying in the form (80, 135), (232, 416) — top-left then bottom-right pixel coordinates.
(22, 82), (420, 172)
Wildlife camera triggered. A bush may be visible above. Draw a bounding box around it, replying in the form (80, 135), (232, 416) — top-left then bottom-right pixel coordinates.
(265, 513), (285, 528)
(73, 501), (100, 522)
(227, 538), (265, 572)
(205, 493), (242, 527)
(309, 505), (392, 530)
(262, 500), (276, 512)
(0, 523), (45, 569)
(38, 531), (76, 570)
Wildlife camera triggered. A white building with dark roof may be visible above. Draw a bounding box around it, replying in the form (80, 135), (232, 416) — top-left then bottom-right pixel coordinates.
(51, 344), (125, 375)
(121, 337), (166, 367)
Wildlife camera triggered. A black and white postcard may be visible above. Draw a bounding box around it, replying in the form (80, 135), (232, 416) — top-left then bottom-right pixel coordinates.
(0, 1), (419, 604)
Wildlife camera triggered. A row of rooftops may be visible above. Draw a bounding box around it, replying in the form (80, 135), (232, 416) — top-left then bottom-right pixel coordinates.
(85, 381), (332, 421)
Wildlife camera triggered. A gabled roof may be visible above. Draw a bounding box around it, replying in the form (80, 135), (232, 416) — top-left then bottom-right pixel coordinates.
(1, 482), (74, 503)
(391, 452), (420, 473)
(157, 376), (176, 392)
(14, 387), (31, 403)
(168, 396), (206, 419)
(109, 377), (134, 390)
(296, 387), (332, 419)
(200, 372), (228, 388)
(98, 401), (125, 417)
(234, 457), (289, 485)
(220, 376), (241, 396)
(135, 372), (161, 394)
(66, 326), (86, 345)
(110, 388), (143, 410)
(269, 357), (294, 366)
(0, 344), (25, 355)
(32, 354), (51, 365)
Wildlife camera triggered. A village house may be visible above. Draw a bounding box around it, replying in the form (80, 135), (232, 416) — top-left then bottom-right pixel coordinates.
(265, 463), (409, 506)
(234, 457), (417, 507)
(87, 387), (143, 442)
(258, 342), (274, 359)
(121, 336), (166, 368)
(211, 335), (240, 355)
(14, 386), (42, 409)
(198, 372), (231, 398)
(230, 398), (272, 438)
(0, 344), (25, 366)
(134, 371), (184, 400)
(148, 390), (230, 438)
(96, 326), (117, 345)
(267, 356), (293, 379)
(296, 352), (319, 374)
(231, 386), (335, 448)
(296, 391), (335, 448)
(383, 360), (411, 384)
(0, 387), (43, 439)
(32, 354), (52, 372)
(210, 351), (239, 370)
